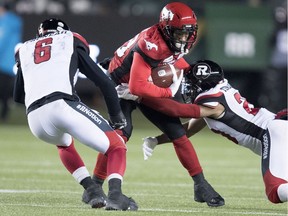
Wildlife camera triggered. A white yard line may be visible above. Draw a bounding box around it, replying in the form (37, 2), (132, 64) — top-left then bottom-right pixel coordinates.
(0, 189), (286, 216)
(141, 208), (287, 216)
(0, 202), (285, 216)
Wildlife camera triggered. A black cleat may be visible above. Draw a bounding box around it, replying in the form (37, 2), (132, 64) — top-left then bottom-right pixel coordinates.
(83, 184), (107, 208)
(105, 193), (138, 211)
(194, 180), (225, 207)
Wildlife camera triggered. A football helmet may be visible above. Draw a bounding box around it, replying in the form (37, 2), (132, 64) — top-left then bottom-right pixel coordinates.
(181, 60), (224, 103)
(37, 18), (69, 37)
(159, 2), (198, 53)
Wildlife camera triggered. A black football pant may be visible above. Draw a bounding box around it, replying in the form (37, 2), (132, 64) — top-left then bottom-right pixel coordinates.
(119, 99), (186, 141)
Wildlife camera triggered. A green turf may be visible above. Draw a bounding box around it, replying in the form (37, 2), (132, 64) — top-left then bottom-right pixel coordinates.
(0, 109), (287, 216)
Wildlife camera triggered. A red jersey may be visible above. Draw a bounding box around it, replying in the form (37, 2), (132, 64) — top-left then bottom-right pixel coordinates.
(109, 24), (190, 98)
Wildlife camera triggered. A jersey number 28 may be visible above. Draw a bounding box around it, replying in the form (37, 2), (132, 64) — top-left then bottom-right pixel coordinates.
(234, 92), (258, 115)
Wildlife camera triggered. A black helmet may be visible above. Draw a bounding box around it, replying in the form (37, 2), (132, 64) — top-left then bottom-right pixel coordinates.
(37, 18), (69, 37)
(181, 60), (224, 103)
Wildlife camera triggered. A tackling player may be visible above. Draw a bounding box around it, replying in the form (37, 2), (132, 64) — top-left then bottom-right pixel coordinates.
(132, 60), (287, 204)
(13, 18), (137, 211)
(83, 2), (225, 207)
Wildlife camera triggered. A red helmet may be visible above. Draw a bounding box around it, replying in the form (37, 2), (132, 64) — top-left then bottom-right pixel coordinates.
(159, 2), (198, 53)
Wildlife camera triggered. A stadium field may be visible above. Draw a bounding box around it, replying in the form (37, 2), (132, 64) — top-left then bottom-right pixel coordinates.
(0, 108), (287, 216)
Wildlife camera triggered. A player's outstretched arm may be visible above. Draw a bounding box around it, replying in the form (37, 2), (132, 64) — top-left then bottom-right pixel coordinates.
(77, 48), (126, 129)
(142, 118), (206, 160)
(156, 118), (206, 144)
(13, 55), (25, 104)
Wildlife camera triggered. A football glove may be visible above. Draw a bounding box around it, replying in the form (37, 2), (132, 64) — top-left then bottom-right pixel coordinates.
(142, 137), (158, 160)
(116, 83), (139, 101)
(169, 69), (183, 97)
(109, 111), (127, 129)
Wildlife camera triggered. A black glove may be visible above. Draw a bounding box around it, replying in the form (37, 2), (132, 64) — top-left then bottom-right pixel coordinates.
(99, 57), (112, 70)
(109, 111), (127, 130)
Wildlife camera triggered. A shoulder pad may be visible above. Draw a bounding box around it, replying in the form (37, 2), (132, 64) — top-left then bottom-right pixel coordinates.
(195, 91), (223, 106)
(137, 26), (171, 60)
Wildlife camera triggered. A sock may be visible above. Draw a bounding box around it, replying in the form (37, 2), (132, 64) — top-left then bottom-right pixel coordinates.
(107, 147), (126, 177)
(115, 129), (128, 143)
(80, 176), (94, 190)
(93, 153), (108, 179)
(92, 129), (127, 182)
(192, 172), (206, 184)
(92, 175), (105, 186)
(172, 135), (203, 176)
(57, 140), (85, 174)
(108, 178), (122, 196)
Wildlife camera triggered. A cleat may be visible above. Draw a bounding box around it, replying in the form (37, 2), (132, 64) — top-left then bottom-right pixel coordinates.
(83, 184), (107, 208)
(105, 193), (138, 211)
(194, 180), (225, 207)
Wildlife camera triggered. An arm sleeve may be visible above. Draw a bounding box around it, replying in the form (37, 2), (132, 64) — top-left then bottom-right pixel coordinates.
(141, 97), (201, 118)
(13, 66), (25, 104)
(13, 51), (25, 104)
(77, 47), (121, 116)
(174, 57), (190, 70)
(129, 52), (172, 98)
(156, 118), (206, 145)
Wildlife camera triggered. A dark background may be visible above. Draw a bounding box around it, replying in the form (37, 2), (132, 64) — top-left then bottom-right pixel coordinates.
(7, 0), (288, 113)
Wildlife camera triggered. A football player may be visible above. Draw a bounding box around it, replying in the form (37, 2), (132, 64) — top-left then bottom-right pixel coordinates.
(13, 18), (137, 211)
(136, 60), (287, 204)
(84, 2), (225, 207)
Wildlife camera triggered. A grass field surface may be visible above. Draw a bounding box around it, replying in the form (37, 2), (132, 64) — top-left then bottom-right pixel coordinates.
(0, 108), (287, 216)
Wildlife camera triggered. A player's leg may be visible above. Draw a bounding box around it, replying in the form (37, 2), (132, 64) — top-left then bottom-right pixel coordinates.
(57, 139), (107, 208)
(138, 103), (225, 207)
(61, 100), (137, 210)
(82, 153), (107, 204)
(27, 102), (106, 208)
(263, 120), (288, 203)
(103, 132), (137, 210)
(82, 99), (137, 203)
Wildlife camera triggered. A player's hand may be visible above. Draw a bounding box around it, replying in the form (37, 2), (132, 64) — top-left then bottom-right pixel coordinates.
(142, 137), (158, 160)
(116, 83), (139, 101)
(109, 111), (127, 129)
(169, 69), (183, 97)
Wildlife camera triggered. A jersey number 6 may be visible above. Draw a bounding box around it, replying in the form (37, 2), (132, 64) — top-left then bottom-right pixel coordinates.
(34, 38), (53, 64)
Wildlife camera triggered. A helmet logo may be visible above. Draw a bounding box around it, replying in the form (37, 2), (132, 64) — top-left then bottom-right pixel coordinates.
(144, 39), (158, 51)
(56, 21), (65, 31)
(194, 65), (210, 78)
(58, 22), (64, 27)
(161, 7), (174, 21)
